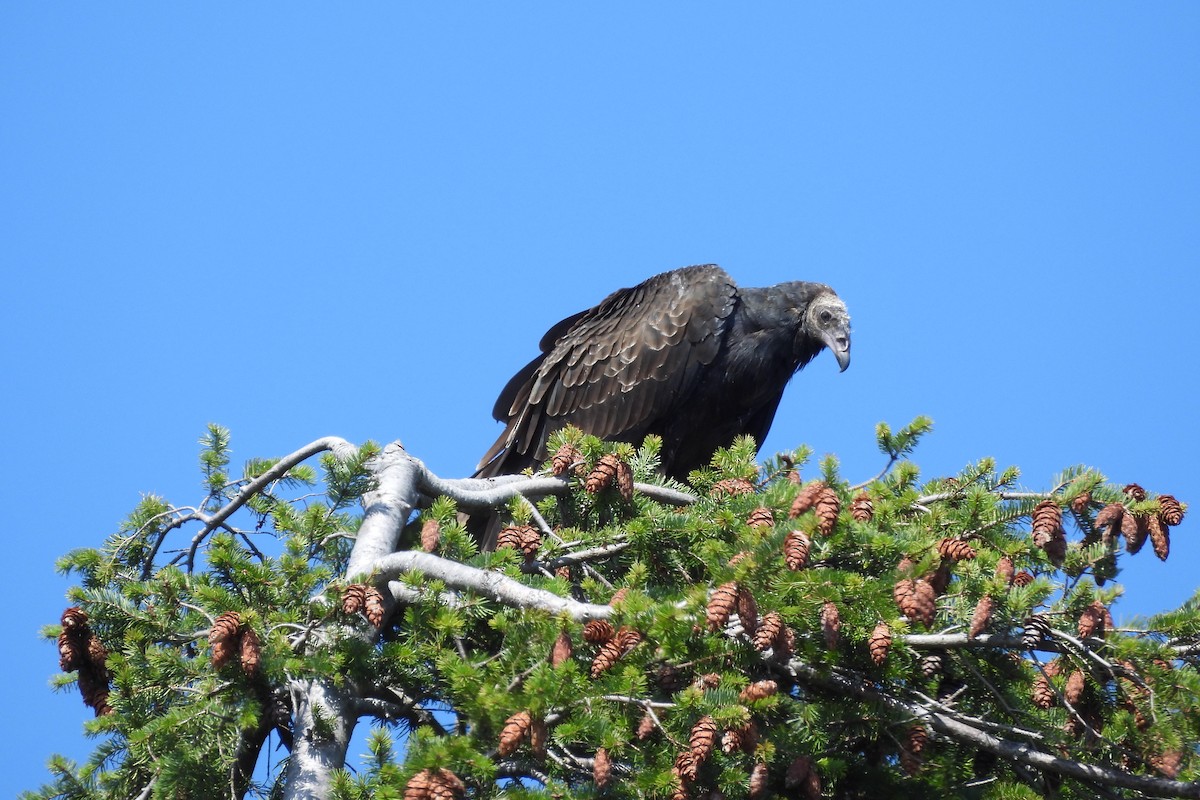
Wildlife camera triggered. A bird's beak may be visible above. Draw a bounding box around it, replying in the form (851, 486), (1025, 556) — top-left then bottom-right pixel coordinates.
(822, 327), (851, 372)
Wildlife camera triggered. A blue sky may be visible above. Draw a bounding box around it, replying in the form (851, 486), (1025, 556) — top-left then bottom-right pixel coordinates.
(3, 4), (1198, 794)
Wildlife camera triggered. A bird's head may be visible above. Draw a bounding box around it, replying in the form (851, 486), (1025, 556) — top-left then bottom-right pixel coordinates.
(804, 291), (851, 372)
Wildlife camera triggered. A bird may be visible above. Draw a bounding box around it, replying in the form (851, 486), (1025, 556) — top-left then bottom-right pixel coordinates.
(476, 264), (851, 490)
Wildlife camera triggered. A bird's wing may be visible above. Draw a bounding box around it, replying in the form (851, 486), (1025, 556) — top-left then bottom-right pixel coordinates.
(480, 264), (738, 471)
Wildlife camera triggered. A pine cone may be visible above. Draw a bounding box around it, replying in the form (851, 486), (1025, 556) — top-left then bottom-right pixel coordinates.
(655, 663), (687, 692)
(586, 454), (621, 494)
(710, 478), (755, 498)
(363, 586), (387, 628)
(1159, 494), (1185, 527)
(58, 630), (85, 672)
(753, 611), (784, 651)
(938, 537), (977, 561)
(926, 560), (954, 596)
(722, 727), (743, 754)
(1013, 570), (1035, 587)
(209, 611), (243, 669)
(1031, 671), (1055, 709)
(901, 725), (927, 775)
(740, 679), (779, 702)
(495, 525), (524, 552)
(1124, 513), (1148, 554)
(1031, 501), (1065, 565)
(820, 601), (841, 650)
(616, 627), (643, 652)
(590, 628), (641, 678)
(775, 626), (797, 659)
(690, 715), (718, 762)
(498, 710), (532, 756)
(428, 769), (465, 800)
(404, 770), (433, 800)
(901, 580), (936, 628)
(892, 578), (915, 612)
(783, 530), (811, 570)
(609, 587), (630, 607)
(594, 746), (612, 790)
(1094, 502), (1124, 537)
(1064, 670), (1085, 706)
(749, 761), (770, 799)
(239, 625), (261, 676)
(342, 584), (367, 615)
(420, 519), (441, 553)
(868, 622), (892, 665)
(1022, 615), (1051, 649)
(696, 672), (722, 689)
(1077, 601), (1107, 639)
(550, 629), (572, 666)
(968, 595), (994, 639)
(517, 525), (543, 560)
(1123, 483), (1147, 502)
(706, 581), (739, 631)
(851, 491), (873, 522)
(1151, 750), (1182, 779)
(814, 486), (841, 535)
(615, 458), (634, 502)
(746, 506), (775, 530)
(1070, 491), (1093, 514)
(996, 556), (1015, 586)
(920, 651), (944, 679)
(637, 711), (656, 740)
(785, 756), (812, 788)
(529, 716), (548, 760)
(1147, 513), (1170, 561)
(584, 619), (615, 645)
(61, 606), (89, 631)
(736, 587), (759, 635)
(674, 749), (699, 784)
(551, 443), (582, 477)
(789, 480), (826, 518)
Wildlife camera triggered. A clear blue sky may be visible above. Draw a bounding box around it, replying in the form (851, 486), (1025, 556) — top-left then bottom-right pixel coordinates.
(3, 5), (1198, 795)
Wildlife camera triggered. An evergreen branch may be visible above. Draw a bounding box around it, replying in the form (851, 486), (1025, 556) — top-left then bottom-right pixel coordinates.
(371, 550), (612, 622)
(787, 660), (1200, 798)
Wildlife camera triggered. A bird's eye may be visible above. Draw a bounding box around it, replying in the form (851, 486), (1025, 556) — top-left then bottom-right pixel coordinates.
(819, 310), (833, 324)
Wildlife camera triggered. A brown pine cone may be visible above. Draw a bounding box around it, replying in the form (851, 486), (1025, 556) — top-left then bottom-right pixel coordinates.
(239, 625), (261, 676)
(710, 477), (755, 498)
(706, 581), (739, 631)
(901, 725), (927, 775)
(851, 491), (873, 522)
(404, 770), (433, 800)
(498, 710), (532, 756)
(753, 611), (784, 651)
(1064, 670), (1085, 706)
(1124, 513), (1147, 554)
(1151, 750), (1182, 779)
(696, 672), (722, 690)
(58, 630), (85, 672)
(655, 663), (686, 692)
(746, 506), (775, 531)
(1123, 483), (1147, 502)
(1012, 570), (1035, 587)
(427, 769), (465, 800)
(517, 525), (543, 560)
(551, 443), (582, 476)
(1031, 671), (1055, 709)
(749, 761), (770, 799)
(594, 746), (612, 790)
(968, 595), (994, 639)
(920, 651), (944, 679)
(925, 560), (954, 596)
(1070, 491), (1093, 514)
(209, 612), (243, 669)
(1031, 500), (1063, 540)
(1159, 494), (1185, 527)
(550, 629), (572, 666)
(892, 578), (915, 613)
(494, 525), (526, 552)
(820, 601), (841, 650)
(674, 749), (699, 784)
(61, 606), (89, 631)
(364, 586), (387, 628)
(529, 716), (548, 760)
(583, 619), (615, 645)
(789, 480), (826, 518)
(902, 580), (937, 628)
(590, 629), (641, 678)
(722, 727), (743, 754)
(938, 537), (977, 561)
(785, 755), (812, 788)
(868, 622), (892, 665)
(609, 587), (630, 607)
(996, 556), (1015, 586)
(814, 486), (840, 535)
(689, 715), (718, 762)
(740, 679), (779, 702)
(637, 711), (656, 740)
(77, 667), (112, 716)
(586, 454), (621, 494)
(342, 584), (367, 614)
(736, 587), (759, 635)
(783, 530), (811, 570)
(1147, 514), (1170, 561)
(616, 627), (644, 652)
(420, 519), (441, 553)
(775, 625), (797, 659)
(615, 458), (634, 502)
(1077, 601), (1107, 639)
(1094, 502), (1124, 534)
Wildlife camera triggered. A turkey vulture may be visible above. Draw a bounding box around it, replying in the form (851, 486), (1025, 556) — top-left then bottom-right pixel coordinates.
(476, 264), (851, 485)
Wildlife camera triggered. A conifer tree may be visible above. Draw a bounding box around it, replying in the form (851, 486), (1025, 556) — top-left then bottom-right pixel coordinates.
(27, 419), (1200, 799)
